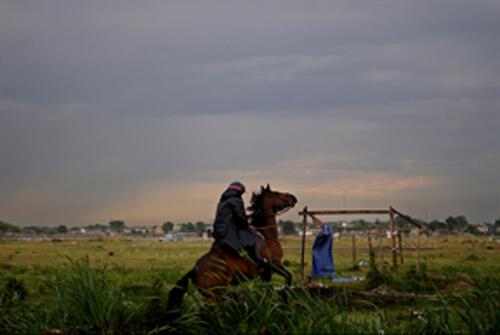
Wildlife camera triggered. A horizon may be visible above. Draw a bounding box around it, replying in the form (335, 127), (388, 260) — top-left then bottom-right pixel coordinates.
(9, 207), (496, 228)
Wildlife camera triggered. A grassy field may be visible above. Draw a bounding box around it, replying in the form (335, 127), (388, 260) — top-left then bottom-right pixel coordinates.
(1, 235), (500, 334)
(1, 235), (499, 283)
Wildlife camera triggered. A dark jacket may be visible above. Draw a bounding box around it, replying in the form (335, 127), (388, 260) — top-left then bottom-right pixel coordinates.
(213, 188), (257, 252)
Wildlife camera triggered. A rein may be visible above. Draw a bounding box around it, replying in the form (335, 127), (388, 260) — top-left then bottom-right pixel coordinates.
(255, 230), (280, 245)
(250, 204), (292, 223)
(251, 204), (292, 233)
(254, 224), (281, 245)
(255, 225), (277, 231)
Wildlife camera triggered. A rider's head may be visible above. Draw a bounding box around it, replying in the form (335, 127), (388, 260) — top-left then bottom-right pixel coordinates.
(228, 181), (245, 194)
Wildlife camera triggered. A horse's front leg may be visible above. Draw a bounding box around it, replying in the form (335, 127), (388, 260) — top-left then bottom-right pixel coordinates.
(260, 266), (272, 282)
(271, 264), (292, 286)
(260, 241), (291, 285)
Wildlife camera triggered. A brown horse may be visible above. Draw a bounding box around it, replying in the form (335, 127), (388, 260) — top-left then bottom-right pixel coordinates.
(166, 184), (297, 310)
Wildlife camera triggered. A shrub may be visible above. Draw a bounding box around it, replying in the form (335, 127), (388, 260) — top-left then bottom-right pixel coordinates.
(365, 251), (394, 290)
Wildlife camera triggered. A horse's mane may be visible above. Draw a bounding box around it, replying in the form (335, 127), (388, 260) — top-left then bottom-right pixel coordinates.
(248, 185), (276, 226)
(249, 191), (264, 213)
(249, 185), (272, 212)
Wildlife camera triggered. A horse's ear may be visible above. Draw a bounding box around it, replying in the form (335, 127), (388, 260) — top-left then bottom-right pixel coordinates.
(266, 183), (271, 191)
(261, 186), (265, 192)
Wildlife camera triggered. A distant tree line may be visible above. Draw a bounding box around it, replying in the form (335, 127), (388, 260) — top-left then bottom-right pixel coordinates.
(2, 220), (126, 236)
(279, 216), (500, 236)
(2, 216), (499, 237)
(0, 220), (21, 234)
(16, 225), (68, 235)
(177, 221), (209, 234)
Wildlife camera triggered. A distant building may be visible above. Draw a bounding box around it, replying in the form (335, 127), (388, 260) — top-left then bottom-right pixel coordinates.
(132, 227), (150, 235)
(159, 232), (183, 242)
(152, 225), (164, 236)
(297, 231), (314, 237)
(474, 223), (489, 234)
(341, 221), (353, 229)
(200, 230), (210, 240)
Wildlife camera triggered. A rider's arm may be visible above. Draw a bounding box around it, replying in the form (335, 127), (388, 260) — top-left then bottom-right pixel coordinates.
(229, 198), (249, 228)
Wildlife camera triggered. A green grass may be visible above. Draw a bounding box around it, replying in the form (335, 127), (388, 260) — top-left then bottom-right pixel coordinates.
(1, 236), (499, 334)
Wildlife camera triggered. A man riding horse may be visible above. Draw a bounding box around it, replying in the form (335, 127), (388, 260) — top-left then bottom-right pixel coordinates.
(166, 183), (297, 312)
(212, 181), (267, 269)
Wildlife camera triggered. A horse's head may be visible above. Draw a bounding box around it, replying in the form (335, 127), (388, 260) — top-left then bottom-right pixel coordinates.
(249, 184), (297, 221)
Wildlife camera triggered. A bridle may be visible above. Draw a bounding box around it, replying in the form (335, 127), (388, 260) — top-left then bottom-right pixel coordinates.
(253, 202), (294, 231)
(251, 205), (292, 231)
(276, 206), (292, 216)
(249, 191), (296, 243)
(250, 193), (294, 219)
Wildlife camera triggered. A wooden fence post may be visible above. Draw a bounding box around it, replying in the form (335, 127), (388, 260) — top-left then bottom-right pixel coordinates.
(300, 206), (308, 281)
(379, 229), (384, 263)
(397, 230), (404, 265)
(389, 207), (397, 271)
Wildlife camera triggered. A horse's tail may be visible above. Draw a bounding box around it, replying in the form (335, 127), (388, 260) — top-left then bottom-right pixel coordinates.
(166, 268), (196, 312)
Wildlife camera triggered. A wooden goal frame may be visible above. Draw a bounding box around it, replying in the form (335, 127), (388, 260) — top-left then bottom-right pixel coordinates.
(298, 206), (424, 280)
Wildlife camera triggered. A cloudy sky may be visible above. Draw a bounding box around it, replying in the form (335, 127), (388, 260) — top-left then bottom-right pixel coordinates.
(1, 0), (499, 226)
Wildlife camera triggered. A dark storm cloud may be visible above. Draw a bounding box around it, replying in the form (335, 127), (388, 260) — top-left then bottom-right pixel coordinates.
(0, 0), (499, 225)
(2, 1), (499, 114)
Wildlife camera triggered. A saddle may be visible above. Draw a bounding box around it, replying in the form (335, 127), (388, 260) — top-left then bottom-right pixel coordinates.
(210, 238), (268, 270)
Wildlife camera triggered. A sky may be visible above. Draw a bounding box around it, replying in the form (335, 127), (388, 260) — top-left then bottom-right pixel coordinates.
(1, 0), (499, 227)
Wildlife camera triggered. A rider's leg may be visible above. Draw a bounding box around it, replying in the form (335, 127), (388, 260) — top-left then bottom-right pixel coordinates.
(245, 242), (268, 269)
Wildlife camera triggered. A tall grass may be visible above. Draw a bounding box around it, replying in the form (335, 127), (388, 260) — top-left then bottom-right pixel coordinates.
(49, 257), (131, 333)
(452, 276), (500, 334)
(1, 257), (146, 334)
(401, 276), (500, 335)
(1, 258), (500, 334)
(161, 283), (386, 335)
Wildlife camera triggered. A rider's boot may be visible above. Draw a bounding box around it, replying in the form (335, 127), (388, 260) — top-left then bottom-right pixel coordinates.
(247, 244), (269, 271)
